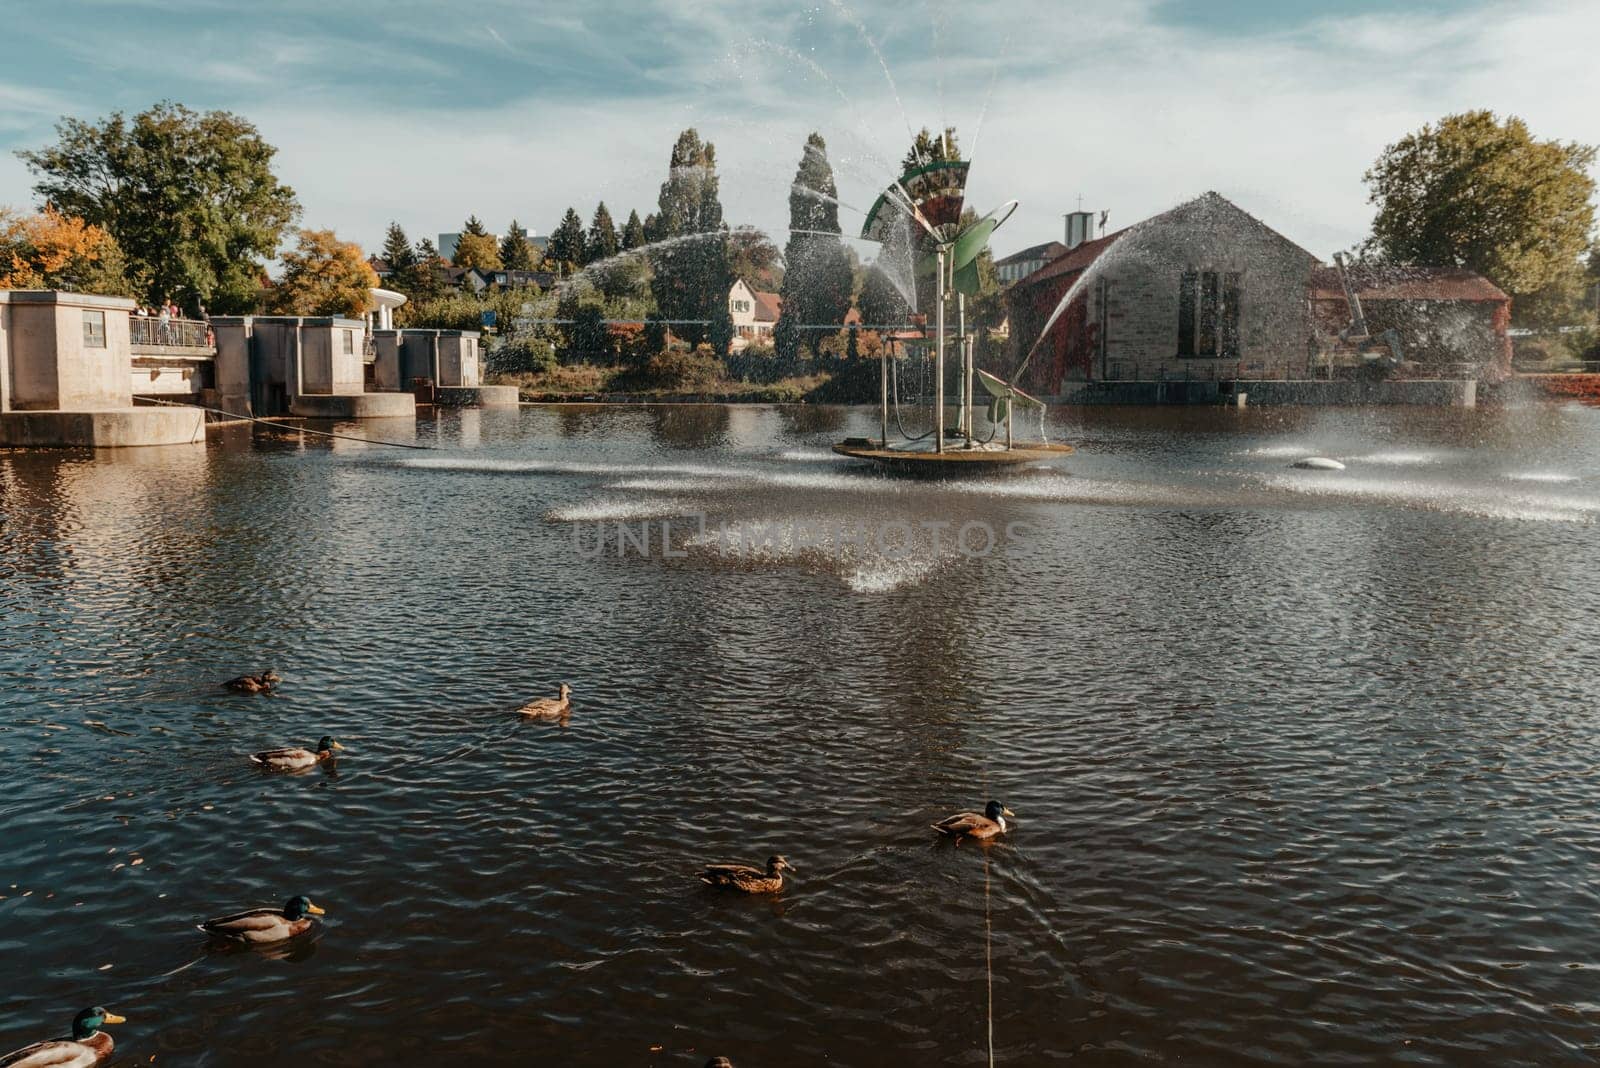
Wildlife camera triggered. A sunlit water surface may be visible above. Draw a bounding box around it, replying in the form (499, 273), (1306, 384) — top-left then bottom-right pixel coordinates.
(4, 402), (1600, 1066)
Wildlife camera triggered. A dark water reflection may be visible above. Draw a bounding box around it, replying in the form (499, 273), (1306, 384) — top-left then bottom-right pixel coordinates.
(3, 402), (1600, 1066)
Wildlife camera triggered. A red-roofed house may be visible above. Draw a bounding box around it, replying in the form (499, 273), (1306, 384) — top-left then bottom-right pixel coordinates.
(729, 280), (782, 351)
(1308, 264), (1511, 374)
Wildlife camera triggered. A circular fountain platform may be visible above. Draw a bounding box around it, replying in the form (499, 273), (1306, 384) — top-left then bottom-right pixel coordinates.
(832, 438), (1074, 472)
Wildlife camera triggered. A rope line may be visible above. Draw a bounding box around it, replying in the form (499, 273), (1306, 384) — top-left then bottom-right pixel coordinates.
(137, 397), (435, 451)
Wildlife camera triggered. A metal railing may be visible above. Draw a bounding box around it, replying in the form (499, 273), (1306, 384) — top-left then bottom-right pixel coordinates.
(130, 316), (211, 349)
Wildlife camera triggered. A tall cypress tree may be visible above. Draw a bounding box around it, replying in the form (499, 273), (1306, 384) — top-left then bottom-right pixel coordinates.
(777, 132), (853, 357)
(547, 207), (587, 276)
(649, 129), (731, 347)
(586, 202), (619, 265)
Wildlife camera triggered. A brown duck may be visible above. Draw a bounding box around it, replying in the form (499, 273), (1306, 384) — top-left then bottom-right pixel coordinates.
(518, 683), (572, 720)
(699, 855), (796, 894)
(223, 670), (280, 694)
(931, 800), (1016, 842)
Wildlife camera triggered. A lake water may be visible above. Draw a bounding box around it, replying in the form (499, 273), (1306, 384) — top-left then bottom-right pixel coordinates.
(4, 402), (1600, 1066)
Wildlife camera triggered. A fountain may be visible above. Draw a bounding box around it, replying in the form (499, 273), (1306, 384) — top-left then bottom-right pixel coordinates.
(833, 159), (1074, 471)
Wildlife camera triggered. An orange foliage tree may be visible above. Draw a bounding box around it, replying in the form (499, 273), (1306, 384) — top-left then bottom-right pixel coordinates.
(0, 205), (131, 294)
(264, 229), (379, 317)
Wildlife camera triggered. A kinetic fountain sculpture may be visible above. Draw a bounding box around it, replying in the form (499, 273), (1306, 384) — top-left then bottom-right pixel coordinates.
(833, 158), (1074, 471)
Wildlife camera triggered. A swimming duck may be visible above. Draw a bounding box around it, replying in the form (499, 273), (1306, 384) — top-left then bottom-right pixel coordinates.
(223, 671), (279, 694)
(698, 855), (796, 894)
(199, 895), (325, 944)
(518, 683), (572, 720)
(0, 1007), (125, 1067)
(248, 736), (344, 771)
(931, 800), (1016, 842)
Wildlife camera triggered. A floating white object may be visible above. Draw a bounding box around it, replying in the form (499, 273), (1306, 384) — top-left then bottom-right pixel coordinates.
(1291, 457), (1346, 471)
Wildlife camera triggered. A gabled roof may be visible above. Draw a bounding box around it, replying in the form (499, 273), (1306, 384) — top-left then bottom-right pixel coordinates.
(1011, 192), (1320, 293)
(1309, 264), (1509, 303)
(995, 240), (1066, 268)
(752, 290), (782, 323)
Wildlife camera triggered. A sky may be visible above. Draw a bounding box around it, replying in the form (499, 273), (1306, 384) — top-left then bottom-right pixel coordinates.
(1, 0), (1596, 265)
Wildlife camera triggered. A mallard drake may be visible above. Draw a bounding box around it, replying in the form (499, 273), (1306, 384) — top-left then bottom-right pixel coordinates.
(199, 895), (325, 944)
(698, 855), (795, 894)
(518, 683), (572, 720)
(248, 736), (344, 771)
(931, 800), (1016, 842)
(0, 1007), (125, 1067)
(223, 671), (279, 694)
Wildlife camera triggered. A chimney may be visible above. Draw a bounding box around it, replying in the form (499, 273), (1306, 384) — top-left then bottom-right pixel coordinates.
(1064, 211), (1095, 250)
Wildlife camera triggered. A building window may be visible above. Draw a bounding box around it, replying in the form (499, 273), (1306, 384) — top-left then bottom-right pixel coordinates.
(343, 330), (355, 355)
(82, 310), (106, 348)
(1177, 270), (1240, 357)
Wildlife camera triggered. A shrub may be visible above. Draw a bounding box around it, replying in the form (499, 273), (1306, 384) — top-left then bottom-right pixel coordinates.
(487, 334), (556, 375)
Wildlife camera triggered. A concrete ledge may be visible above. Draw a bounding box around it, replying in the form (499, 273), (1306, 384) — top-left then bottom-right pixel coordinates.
(289, 392), (417, 419)
(434, 385), (520, 409)
(0, 406), (206, 447)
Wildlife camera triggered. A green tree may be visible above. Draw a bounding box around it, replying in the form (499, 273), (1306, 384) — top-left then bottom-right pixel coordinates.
(462, 214), (490, 237)
(622, 210), (647, 251)
(902, 126), (960, 171)
(586, 202), (619, 265)
(264, 228), (378, 317)
(729, 228), (782, 291)
(777, 133), (853, 357)
(649, 129), (731, 347)
(379, 222), (417, 290)
(19, 101), (300, 313)
(409, 237), (446, 300)
(1365, 111), (1598, 327)
(500, 219), (540, 270)
(547, 207), (586, 275)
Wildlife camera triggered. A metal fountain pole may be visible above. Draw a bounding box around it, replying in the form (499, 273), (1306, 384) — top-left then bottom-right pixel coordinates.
(880, 342), (889, 446)
(960, 293), (974, 447)
(934, 246), (946, 454)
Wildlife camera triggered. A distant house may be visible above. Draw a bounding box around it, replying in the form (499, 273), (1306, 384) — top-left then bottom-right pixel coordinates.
(1308, 264), (1511, 374)
(445, 267), (556, 293)
(729, 279), (781, 350)
(995, 241), (1066, 287)
(367, 256), (393, 282)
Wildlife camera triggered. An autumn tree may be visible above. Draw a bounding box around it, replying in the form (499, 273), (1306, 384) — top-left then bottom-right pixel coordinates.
(0, 205), (132, 294)
(264, 228), (378, 317)
(19, 102), (299, 312)
(1365, 111), (1598, 327)
(500, 219), (540, 270)
(649, 128), (731, 349)
(776, 133), (853, 358)
(452, 216), (502, 271)
(547, 207), (586, 275)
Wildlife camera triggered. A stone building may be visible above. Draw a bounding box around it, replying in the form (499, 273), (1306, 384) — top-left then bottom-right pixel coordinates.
(1007, 193), (1320, 393)
(1007, 192), (1514, 396)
